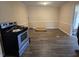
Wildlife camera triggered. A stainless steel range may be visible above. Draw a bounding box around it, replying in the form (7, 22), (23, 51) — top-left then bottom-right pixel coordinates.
(0, 22), (30, 57)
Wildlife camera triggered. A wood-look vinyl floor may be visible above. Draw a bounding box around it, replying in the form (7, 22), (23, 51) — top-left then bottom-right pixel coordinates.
(23, 29), (79, 57)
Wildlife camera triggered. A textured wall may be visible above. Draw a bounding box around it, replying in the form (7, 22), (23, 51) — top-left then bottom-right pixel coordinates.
(28, 6), (59, 29)
(0, 2), (28, 27)
(58, 2), (74, 35)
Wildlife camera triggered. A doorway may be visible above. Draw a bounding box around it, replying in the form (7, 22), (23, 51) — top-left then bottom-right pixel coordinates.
(72, 3), (79, 37)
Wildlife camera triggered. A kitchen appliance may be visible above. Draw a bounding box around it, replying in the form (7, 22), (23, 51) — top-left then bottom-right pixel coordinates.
(0, 22), (29, 57)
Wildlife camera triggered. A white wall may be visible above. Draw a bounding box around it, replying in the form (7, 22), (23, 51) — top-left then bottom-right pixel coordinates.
(12, 2), (28, 27)
(0, 2), (16, 23)
(58, 2), (75, 35)
(28, 6), (59, 29)
(0, 1), (28, 27)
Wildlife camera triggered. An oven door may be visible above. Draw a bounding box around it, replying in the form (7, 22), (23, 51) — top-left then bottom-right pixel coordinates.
(17, 30), (29, 49)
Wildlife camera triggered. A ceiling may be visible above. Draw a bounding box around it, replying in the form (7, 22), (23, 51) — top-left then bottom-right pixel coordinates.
(22, 1), (68, 7)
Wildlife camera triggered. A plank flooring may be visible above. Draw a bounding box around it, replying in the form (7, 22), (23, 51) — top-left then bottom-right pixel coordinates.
(22, 29), (79, 57)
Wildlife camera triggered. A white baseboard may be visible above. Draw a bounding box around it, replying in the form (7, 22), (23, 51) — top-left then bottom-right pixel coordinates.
(29, 27), (58, 29)
(58, 27), (70, 36)
(46, 27), (58, 29)
(29, 27), (70, 36)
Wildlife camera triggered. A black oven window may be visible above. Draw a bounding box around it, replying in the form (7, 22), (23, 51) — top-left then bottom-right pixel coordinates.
(21, 32), (27, 42)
